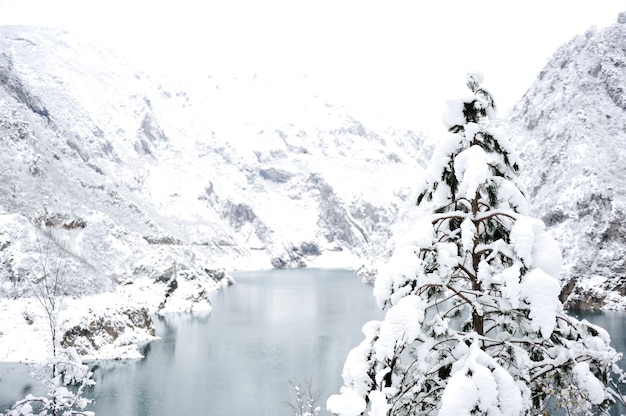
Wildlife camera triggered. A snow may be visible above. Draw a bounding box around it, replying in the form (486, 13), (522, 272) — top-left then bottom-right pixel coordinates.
(442, 98), (469, 130)
(0, 294), (148, 363)
(367, 391), (390, 416)
(494, 177), (528, 214)
(373, 295), (424, 361)
(460, 217), (476, 253)
(573, 361), (606, 404)
(0, 267), (238, 363)
(326, 386), (366, 416)
(0, 25), (428, 285)
(422, 134), (463, 205)
(398, 218), (434, 248)
(509, 18), (626, 309)
(466, 71), (485, 87)
(520, 268), (562, 339)
(510, 216), (562, 278)
(340, 320), (380, 397)
(509, 217), (535, 266)
(439, 341), (523, 416)
(0, 298), (54, 362)
(530, 226), (562, 279)
(495, 265), (522, 309)
(373, 245), (423, 308)
(1, 18), (626, 415)
(0, 26), (437, 362)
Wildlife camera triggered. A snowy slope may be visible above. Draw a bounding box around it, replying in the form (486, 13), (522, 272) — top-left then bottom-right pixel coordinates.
(0, 26), (427, 359)
(510, 13), (626, 310)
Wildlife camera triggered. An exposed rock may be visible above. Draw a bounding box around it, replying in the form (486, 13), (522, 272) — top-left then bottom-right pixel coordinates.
(140, 113), (168, 143)
(271, 246), (307, 269)
(38, 212), (87, 229)
(143, 235), (182, 245)
(296, 241), (321, 256)
(62, 306), (154, 356)
(259, 167), (293, 184)
(0, 52), (51, 122)
(307, 173), (368, 248)
(204, 268), (233, 285)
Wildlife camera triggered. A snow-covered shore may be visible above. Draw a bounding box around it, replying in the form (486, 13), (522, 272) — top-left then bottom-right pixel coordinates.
(0, 250), (366, 363)
(0, 276), (222, 363)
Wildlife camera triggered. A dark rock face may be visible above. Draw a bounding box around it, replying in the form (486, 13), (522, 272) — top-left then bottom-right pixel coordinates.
(307, 173), (367, 248)
(259, 167), (292, 184)
(62, 307), (154, 355)
(297, 242), (321, 256)
(223, 202), (257, 228)
(270, 241), (322, 269)
(0, 52), (51, 122)
(204, 268), (232, 284)
(271, 250), (307, 269)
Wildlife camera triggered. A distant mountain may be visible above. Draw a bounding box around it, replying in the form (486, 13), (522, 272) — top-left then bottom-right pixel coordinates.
(510, 12), (626, 309)
(0, 26), (427, 307)
(3, 13), (626, 335)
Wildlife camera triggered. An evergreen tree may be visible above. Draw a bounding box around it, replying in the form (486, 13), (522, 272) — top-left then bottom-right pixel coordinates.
(327, 73), (626, 415)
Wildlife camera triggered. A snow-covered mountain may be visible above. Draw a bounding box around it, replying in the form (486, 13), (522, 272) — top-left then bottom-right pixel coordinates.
(3, 13), (626, 361)
(0, 25), (428, 359)
(510, 12), (626, 310)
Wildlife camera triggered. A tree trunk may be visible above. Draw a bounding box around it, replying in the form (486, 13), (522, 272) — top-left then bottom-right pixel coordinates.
(471, 192), (484, 336)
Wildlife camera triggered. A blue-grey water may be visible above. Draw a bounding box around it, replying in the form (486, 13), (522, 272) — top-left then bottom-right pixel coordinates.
(1, 268), (383, 416)
(0, 269), (625, 415)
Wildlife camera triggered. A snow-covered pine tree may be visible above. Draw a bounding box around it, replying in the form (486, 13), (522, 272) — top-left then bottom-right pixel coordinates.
(327, 73), (626, 416)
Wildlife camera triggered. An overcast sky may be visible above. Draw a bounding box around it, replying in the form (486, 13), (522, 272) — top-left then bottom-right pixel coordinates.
(0, 0), (625, 136)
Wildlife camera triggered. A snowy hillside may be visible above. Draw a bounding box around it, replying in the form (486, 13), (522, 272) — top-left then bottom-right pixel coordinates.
(510, 13), (626, 310)
(0, 26), (426, 359)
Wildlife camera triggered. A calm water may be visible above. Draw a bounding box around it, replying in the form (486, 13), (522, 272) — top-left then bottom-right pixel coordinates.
(1, 268), (382, 415)
(0, 269), (625, 415)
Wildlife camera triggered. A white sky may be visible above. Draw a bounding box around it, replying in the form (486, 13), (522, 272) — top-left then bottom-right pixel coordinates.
(0, 0), (625, 136)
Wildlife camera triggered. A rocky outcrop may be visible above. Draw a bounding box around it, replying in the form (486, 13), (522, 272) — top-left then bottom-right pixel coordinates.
(62, 306), (154, 357)
(0, 52), (50, 122)
(270, 241), (322, 269)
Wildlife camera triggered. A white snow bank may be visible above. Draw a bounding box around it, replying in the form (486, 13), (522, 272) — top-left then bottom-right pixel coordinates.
(0, 274), (228, 362)
(326, 386), (367, 416)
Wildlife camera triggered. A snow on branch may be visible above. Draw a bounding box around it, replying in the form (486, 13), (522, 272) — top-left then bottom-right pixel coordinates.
(328, 73), (626, 416)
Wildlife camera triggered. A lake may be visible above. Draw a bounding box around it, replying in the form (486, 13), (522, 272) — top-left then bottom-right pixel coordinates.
(1, 268), (383, 415)
(0, 268), (625, 415)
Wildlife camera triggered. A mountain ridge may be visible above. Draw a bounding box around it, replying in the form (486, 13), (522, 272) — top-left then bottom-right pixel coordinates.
(0, 25), (426, 303)
(510, 12), (626, 309)
(1, 17), (626, 361)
